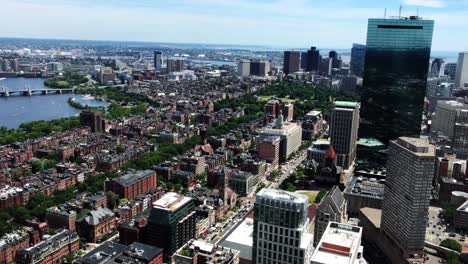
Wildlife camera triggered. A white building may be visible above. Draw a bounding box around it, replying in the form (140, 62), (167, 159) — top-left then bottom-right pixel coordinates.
(311, 222), (367, 264)
(253, 189), (314, 264)
(259, 121), (302, 162)
(167, 70), (197, 81)
(455, 52), (468, 88)
(238, 60), (250, 76)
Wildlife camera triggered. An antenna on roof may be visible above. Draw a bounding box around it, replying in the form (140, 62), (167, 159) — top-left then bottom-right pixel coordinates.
(384, 8), (387, 18)
(399, 5), (403, 18)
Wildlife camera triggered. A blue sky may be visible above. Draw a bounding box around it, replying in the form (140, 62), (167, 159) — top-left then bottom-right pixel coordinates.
(0, 0), (467, 51)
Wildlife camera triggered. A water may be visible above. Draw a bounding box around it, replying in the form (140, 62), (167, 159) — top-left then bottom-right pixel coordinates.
(0, 77), (108, 129)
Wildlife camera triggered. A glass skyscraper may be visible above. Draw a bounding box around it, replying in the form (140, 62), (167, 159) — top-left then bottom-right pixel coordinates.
(360, 17), (434, 144)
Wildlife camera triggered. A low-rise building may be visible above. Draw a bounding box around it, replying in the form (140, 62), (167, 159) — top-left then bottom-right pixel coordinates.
(0, 230), (30, 264)
(76, 206), (117, 243)
(228, 171), (256, 196)
(15, 229), (79, 264)
(172, 239), (240, 264)
(311, 222), (366, 264)
(106, 170), (157, 200)
(344, 177), (384, 217)
(46, 206), (77, 231)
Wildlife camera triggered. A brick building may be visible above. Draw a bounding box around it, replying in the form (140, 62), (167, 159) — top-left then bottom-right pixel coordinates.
(77, 206), (117, 243)
(106, 170), (157, 200)
(0, 230), (30, 264)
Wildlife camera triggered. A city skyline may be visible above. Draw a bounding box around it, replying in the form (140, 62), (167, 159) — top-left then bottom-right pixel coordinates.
(1, 0), (468, 51)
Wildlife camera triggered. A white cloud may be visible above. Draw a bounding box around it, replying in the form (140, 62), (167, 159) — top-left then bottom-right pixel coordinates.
(403, 0), (446, 8)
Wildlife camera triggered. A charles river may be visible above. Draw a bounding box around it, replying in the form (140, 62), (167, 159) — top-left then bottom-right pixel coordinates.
(0, 77), (108, 129)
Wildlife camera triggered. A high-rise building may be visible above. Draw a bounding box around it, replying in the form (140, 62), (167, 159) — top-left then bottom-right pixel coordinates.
(238, 59), (251, 76)
(381, 137), (435, 260)
(329, 50), (338, 59)
(166, 58), (185, 73)
(154, 50), (163, 71)
(360, 17), (434, 144)
(300, 52), (308, 70)
(47, 62), (63, 73)
(453, 110), (468, 159)
(455, 52), (468, 88)
(329, 101), (360, 169)
(430, 58), (444, 78)
(250, 60), (270, 76)
(79, 110), (103, 132)
(253, 188), (313, 264)
(350, 44), (366, 77)
(319, 58), (332, 75)
(259, 121), (302, 162)
(313, 186), (347, 246)
(445, 63), (458, 80)
(146, 192), (196, 261)
(283, 51), (301, 75)
(258, 136), (281, 169)
(305, 47), (321, 72)
(432, 99), (468, 138)
(311, 222), (366, 264)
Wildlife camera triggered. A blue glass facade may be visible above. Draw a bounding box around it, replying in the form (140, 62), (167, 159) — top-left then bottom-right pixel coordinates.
(360, 18), (434, 143)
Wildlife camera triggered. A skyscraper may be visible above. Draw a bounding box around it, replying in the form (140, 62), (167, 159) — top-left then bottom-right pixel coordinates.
(360, 17), (434, 144)
(145, 192), (196, 261)
(238, 59), (251, 76)
(350, 44), (366, 77)
(305, 47), (321, 72)
(453, 110), (468, 159)
(381, 137), (435, 261)
(166, 58), (185, 73)
(283, 51), (300, 75)
(455, 52), (468, 88)
(300, 52), (308, 70)
(154, 50), (162, 71)
(253, 188), (313, 264)
(329, 101), (360, 169)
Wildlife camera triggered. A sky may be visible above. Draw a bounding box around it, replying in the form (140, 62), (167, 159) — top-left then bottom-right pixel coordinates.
(0, 0), (467, 51)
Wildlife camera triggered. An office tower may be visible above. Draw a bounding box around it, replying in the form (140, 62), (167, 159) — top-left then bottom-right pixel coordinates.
(432, 99), (468, 138)
(329, 50), (338, 59)
(238, 59), (251, 76)
(283, 51), (301, 75)
(455, 52), (468, 88)
(300, 52), (308, 70)
(166, 58), (185, 73)
(311, 222), (366, 264)
(47, 62), (63, 73)
(253, 189), (313, 264)
(453, 110), (468, 159)
(430, 58), (444, 78)
(313, 186), (347, 246)
(305, 47), (321, 72)
(281, 102), (294, 121)
(381, 137), (435, 260)
(340, 76), (358, 93)
(10, 59), (19, 72)
(329, 101), (360, 169)
(319, 58), (332, 75)
(445, 63), (458, 80)
(79, 110), (103, 132)
(360, 17), (434, 144)
(250, 60), (270, 76)
(350, 44), (366, 77)
(154, 50), (162, 71)
(146, 192), (196, 261)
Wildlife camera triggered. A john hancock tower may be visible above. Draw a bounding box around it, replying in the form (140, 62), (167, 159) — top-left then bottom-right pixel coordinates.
(360, 16), (434, 144)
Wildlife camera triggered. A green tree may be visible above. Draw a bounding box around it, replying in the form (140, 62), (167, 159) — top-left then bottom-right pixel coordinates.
(106, 191), (120, 209)
(447, 252), (462, 264)
(441, 239), (462, 252)
(116, 145), (125, 154)
(441, 205), (457, 225)
(287, 183), (296, 192)
(314, 189), (328, 204)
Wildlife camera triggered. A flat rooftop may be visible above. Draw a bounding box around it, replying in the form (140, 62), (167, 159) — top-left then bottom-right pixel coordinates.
(153, 192), (191, 212)
(396, 137), (435, 157)
(311, 222), (362, 264)
(335, 101), (359, 108)
(256, 188), (308, 204)
(219, 218), (253, 261)
(360, 207), (382, 228)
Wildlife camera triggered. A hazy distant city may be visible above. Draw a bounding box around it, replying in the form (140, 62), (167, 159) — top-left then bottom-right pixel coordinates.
(1, 1), (468, 264)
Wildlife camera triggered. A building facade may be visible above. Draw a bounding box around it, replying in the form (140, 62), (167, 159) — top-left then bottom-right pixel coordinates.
(455, 52), (468, 88)
(146, 192), (196, 261)
(105, 170), (157, 200)
(381, 137), (435, 260)
(154, 51), (163, 72)
(283, 51), (301, 75)
(314, 186), (347, 246)
(253, 189), (313, 264)
(360, 17), (434, 144)
(329, 101), (360, 169)
(350, 43), (366, 77)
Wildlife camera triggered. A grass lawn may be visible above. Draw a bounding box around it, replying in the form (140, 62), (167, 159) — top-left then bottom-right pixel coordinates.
(296, 190), (320, 204)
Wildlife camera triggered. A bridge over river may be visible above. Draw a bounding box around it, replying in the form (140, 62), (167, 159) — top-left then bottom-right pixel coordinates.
(0, 88), (75, 96)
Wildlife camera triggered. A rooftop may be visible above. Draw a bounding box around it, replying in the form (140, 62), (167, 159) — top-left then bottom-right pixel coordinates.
(311, 222), (363, 264)
(396, 137), (435, 157)
(219, 218), (254, 260)
(153, 192), (192, 212)
(113, 170), (155, 187)
(257, 188), (308, 204)
(344, 177), (385, 199)
(360, 207), (382, 228)
(335, 101), (359, 108)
